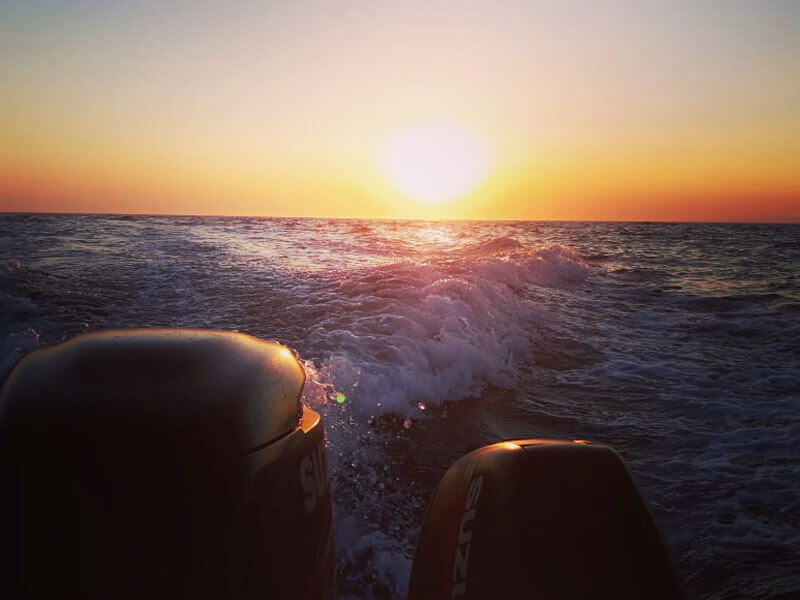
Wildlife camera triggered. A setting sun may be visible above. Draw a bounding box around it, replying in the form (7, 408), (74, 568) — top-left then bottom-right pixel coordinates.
(377, 123), (491, 205)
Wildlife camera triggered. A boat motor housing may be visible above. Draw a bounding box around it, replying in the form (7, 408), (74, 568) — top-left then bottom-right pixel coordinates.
(0, 330), (334, 599)
(408, 439), (685, 600)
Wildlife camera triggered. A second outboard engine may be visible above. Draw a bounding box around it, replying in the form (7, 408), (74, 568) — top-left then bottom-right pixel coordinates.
(0, 330), (334, 599)
(408, 439), (685, 600)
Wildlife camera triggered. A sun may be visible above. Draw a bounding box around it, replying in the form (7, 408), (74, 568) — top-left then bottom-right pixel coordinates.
(378, 122), (491, 204)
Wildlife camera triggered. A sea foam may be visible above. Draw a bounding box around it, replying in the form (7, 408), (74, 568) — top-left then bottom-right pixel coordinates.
(302, 241), (589, 416)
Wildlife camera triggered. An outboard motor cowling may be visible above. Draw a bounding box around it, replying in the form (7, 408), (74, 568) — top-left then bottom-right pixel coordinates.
(0, 329), (334, 599)
(408, 439), (685, 600)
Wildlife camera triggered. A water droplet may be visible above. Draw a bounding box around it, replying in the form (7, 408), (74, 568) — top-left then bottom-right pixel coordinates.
(417, 401), (426, 411)
(403, 419), (412, 429)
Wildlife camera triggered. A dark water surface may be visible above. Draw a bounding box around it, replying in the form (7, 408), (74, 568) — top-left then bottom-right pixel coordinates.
(2, 214), (799, 599)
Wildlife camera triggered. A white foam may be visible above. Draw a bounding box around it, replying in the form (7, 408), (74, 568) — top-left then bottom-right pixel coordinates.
(301, 241), (589, 416)
(335, 515), (412, 600)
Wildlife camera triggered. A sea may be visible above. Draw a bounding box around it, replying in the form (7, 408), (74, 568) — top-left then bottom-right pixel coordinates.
(1, 213), (798, 599)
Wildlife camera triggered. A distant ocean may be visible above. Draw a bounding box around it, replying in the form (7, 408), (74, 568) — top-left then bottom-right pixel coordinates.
(2, 214), (799, 599)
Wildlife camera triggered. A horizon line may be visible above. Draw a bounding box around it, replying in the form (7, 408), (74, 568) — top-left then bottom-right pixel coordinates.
(1, 209), (799, 226)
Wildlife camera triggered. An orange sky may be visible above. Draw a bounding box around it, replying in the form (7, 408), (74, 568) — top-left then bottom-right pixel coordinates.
(2, 1), (799, 221)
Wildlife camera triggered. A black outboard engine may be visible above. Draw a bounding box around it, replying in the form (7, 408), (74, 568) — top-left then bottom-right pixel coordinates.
(0, 330), (334, 599)
(408, 439), (685, 600)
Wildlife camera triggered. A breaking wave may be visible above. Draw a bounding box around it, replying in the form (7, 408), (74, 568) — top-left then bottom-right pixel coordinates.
(301, 242), (589, 416)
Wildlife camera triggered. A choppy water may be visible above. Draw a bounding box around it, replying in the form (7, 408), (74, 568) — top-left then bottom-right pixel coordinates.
(1, 214), (799, 599)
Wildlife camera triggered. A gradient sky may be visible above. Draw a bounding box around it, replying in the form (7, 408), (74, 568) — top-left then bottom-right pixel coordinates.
(2, 0), (799, 221)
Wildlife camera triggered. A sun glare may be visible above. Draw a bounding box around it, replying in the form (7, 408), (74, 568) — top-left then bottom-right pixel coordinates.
(378, 123), (490, 204)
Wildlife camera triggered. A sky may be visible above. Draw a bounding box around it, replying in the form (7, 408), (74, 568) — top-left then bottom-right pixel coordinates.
(2, 0), (799, 221)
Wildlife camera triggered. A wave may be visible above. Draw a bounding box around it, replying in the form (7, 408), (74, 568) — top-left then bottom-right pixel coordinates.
(302, 241), (590, 417)
(451, 235), (524, 256)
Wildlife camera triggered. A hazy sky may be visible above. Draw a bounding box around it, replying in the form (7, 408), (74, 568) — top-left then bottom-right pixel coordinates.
(2, 0), (799, 220)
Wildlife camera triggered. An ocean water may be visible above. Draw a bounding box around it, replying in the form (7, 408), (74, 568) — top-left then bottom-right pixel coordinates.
(1, 214), (799, 599)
